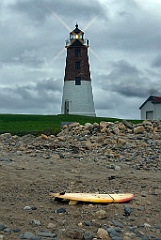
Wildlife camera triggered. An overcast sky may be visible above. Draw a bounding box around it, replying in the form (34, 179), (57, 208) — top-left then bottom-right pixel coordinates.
(0, 0), (161, 119)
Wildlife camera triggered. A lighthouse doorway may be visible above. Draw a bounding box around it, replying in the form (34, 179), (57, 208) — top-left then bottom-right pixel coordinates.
(64, 100), (70, 114)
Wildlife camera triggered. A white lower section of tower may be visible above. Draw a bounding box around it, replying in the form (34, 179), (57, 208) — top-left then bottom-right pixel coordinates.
(61, 80), (96, 116)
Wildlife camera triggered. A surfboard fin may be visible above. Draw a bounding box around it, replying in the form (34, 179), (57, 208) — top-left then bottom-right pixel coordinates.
(59, 191), (66, 195)
(69, 200), (78, 205)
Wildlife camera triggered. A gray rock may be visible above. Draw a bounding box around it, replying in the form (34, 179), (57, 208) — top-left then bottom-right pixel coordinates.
(84, 221), (92, 226)
(23, 206), (32, 210)
(30, 237), (42, 240)
(114, 165), (121, 171)
(66, 227), (84, 239)
(55, 208), (66, 213)
(0, 133), (12, 140)
(0, 235), (4, 240)
(0, 158), (12, 163)
(19, 232), (35, 239)
(97, 228), (110, 239)
(83, 231), (94, 240)
(37, 231), (57, 238)
(111, 237), (123, 240)
(111, 220), (124, 228)
(3, 228), (12, 232)
(134, 126), (145, 134)
(95, 209), (108, 219)
(124, 205), (132, 216)
(106, 228), (120, 237)
(30, 220), (41, 226)
(122, 120), (133, 129)
(0, 224), (6, 231)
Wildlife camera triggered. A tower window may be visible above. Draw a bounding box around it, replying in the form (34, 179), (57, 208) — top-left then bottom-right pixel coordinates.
(75, 62), (80, 69)
(75, 49), (81, 57)
(75, 77), (81, 85)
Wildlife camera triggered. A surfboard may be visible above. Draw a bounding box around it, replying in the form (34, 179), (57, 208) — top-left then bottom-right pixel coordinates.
(50, 192), (134, 204)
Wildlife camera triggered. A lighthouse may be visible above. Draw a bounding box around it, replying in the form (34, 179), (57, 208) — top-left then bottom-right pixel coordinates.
(61, 24), (96, 116)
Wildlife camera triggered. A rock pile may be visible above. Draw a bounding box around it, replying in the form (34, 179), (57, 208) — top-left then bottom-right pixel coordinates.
(56, 120), (161, 171)
(0, 120), (161, 171)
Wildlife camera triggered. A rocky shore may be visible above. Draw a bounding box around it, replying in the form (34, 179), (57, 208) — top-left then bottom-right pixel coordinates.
(0, 120), (161, 239)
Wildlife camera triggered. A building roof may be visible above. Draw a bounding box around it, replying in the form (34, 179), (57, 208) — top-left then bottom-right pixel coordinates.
(71, 24), (83, 34)
(139, 95), (161, 109)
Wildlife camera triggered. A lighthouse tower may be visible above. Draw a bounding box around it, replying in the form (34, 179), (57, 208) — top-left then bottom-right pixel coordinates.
(61, 24), (95, 116)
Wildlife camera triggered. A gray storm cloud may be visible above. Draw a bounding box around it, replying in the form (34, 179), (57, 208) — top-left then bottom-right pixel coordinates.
(0, 79), (61, 113)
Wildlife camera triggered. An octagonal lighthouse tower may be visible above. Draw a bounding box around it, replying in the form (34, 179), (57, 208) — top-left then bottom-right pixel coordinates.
(61, 24), (96, 116)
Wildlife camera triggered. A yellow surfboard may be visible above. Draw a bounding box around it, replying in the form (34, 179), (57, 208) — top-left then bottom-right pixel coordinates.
(50, 192), (134, 203)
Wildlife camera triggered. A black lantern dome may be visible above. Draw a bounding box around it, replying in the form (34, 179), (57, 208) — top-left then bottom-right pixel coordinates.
(70, 23), (84, 41)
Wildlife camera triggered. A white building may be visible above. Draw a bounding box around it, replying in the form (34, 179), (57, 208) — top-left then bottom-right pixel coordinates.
(139, 96), (161, 120)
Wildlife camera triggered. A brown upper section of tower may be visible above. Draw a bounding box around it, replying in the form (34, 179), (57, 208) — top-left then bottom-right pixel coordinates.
(64, 24), (91, 81)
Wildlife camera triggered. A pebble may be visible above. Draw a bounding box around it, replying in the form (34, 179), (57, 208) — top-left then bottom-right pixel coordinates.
(37, 230), (57, 238)
(0, 158), (12, 163)
(115, 165), (121, 171)
(144, 223), (151, 228)
(111, 220), (124, 228)
(19, 231), (36, 239)
(83, 231), (95, 240)
(0, 225), (6, 231)
(106, 228), (120, 237)
(66, 226), (84, 239)
(124, 205), (132, 216)
(30, 237), (42, 240)
(97, 228), (110, 239)
(84, 221), (92, 226)
(23, 206), (32, 210)
(141, 191), (147, 197)
(95, 209), (108, 219)
(55, 207), (66, 213)
(111, 237), (123, 240)
(47, 223), (57, 229)
(30, 219), (41, 226)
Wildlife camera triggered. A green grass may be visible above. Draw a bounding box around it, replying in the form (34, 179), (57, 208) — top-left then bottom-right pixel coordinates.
(0, 114), (142, 136)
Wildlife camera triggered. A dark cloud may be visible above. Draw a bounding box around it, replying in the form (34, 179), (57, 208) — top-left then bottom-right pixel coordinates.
(152, 56), (161, 68)
(93, 88), (141, 119)
(0, 79), (62, 114)
(1, 56), (46, 68)
(36, 78), (62, 92)
(92, 1), (161, 53)
(9, 0), (106, 24)
(111, 60), (141, 76)
(114, 0), (139, 9)
(94, 90), (121, 111)
(94, 60), (161, 99)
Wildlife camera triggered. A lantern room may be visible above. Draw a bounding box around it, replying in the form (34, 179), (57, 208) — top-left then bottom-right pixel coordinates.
(70, 24), (84, 40)
(66, 24), (89, 47)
